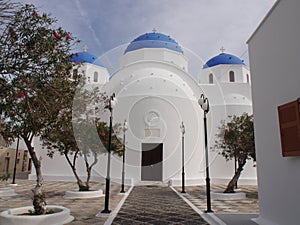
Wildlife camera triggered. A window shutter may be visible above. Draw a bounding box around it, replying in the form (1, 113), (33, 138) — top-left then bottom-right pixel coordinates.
(278, 99), (300, 156)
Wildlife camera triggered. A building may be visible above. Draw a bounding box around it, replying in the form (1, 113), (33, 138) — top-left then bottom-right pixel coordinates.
(29, 31), (256, 186)
(200, 51), (254, 184)
(247, 0), (300, 224)
(0, 146), (32, 178)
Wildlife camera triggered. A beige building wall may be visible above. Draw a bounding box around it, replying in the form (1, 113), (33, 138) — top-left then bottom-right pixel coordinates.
(0, 147), (32, 177)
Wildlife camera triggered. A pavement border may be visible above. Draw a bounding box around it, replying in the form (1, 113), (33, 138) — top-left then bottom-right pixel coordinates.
(101, 185), (134, 225)
(170, 186), (226, 225)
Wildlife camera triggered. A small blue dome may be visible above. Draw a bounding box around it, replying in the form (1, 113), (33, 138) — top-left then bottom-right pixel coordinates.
(124, 32), (183, 54)
(71, 52), (104, 67)
(203, 53), (245, 68)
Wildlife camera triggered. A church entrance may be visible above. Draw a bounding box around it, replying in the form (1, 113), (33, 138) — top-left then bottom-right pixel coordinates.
(141, 143), (163, 181)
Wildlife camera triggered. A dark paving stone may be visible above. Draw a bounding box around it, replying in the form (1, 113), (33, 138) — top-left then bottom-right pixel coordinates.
(112, 186), (209, 224)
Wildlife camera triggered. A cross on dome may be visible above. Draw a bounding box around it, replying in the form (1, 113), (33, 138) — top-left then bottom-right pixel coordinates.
(220, 46), (226, 53)
(152, 28), (157, 33)
(83, 45), (88, 52)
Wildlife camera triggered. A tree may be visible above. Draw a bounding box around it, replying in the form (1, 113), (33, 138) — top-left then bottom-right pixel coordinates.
(41, 79), (123, 192)
(214, 113), (255, 193)
(0, 0), (19, 27)
(0, 4), (79, 214)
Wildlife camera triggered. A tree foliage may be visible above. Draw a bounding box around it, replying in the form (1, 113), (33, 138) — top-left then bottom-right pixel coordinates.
(0, 0), (19, 27)
(0, 4), (79, 214)
(41, 79), (123, 191)
(214, 113), (255, 193)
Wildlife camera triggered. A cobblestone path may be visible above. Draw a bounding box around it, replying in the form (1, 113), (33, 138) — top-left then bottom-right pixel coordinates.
(112, 185), (209, 225)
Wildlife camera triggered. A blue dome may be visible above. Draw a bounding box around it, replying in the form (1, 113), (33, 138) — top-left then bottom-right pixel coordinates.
(124, 32), (183, 54)
(203, 53), (245, 68)
(71, 52), (104, 67)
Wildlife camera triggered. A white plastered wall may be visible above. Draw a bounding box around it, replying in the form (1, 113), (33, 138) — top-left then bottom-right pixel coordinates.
(248, 0), (300, 224)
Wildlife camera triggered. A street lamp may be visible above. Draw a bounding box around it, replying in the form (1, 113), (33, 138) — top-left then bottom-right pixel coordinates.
(234, 153), (238, 189)
(198, 94), (213, 213)
(101, 93), (117, 214)
(12, 137), (19, 185)
(120, 119), (128, 193)
(180, 121), (186, 193)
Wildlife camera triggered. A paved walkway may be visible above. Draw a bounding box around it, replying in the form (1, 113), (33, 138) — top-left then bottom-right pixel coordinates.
(174, 184), (259, 213)
(0, 179), (127, 225)
(174, 185), (259, 225)
(0, 180), (259, 224)
(112, 185), (209, 225)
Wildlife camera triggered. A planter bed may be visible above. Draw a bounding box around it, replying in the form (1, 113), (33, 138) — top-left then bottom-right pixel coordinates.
(0, 205), (74, 225)
(64, 189), (104, 199)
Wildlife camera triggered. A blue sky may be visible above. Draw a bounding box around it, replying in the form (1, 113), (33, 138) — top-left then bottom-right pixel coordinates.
(19, 0), (276, 67)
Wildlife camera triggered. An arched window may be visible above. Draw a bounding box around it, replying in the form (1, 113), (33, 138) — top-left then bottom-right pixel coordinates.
(229, 71), (235, 82)
(94, 71), (98, 82)
(209, 73), (213, 84)
(246, 74), (250, 83)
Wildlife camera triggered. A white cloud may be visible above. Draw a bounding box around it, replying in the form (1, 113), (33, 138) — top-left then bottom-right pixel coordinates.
(19, 0), (276, 64)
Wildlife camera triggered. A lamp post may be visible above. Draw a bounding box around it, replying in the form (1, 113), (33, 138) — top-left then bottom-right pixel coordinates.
(12, 137), (19, 185)
(180, 121), (186, 193)
(234, 153), (238, 189)
(198, 94), (213, 213)
(101, 93), (117, 214)
(120, 119), (128, 193)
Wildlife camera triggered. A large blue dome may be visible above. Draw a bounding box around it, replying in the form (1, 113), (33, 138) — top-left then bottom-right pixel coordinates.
(71, 52), (104, 67)
(124, 32), (183, 54)
(203, 53), (245, 68)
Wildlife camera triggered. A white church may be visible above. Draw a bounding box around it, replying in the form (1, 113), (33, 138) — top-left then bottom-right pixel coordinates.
(29, 31), (256, 186)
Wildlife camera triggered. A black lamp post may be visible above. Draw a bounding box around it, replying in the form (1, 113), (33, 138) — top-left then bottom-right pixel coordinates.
(180, 121), (186, 193)
(234, 153), (238, 189)
(120, 119), (128, 193)
(12, 137), (19, 185)
(101, 93), (117, 214)
(198, 94), (213, 213)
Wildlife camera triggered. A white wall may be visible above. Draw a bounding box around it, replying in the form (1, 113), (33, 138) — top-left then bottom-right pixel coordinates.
(120, 48), (188, 71)
(200, 81), (256, 185)
(200, 65), (251, 84)
(248, 0), (300, 224)
(101, 61), (206, 184)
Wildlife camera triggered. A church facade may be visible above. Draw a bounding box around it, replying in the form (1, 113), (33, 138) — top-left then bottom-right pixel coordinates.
(29, 32), (256, 185)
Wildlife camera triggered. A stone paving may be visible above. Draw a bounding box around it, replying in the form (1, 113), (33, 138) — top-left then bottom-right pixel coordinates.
(0, 179), (259, 225)
(112, 184), (209, 225)
(0, 179), (127, 225)
(174, 184), (259, 213)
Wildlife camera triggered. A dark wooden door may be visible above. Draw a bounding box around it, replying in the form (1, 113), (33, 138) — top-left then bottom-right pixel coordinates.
(4, 157), (9, 173)
(141, 143), (163, 181)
